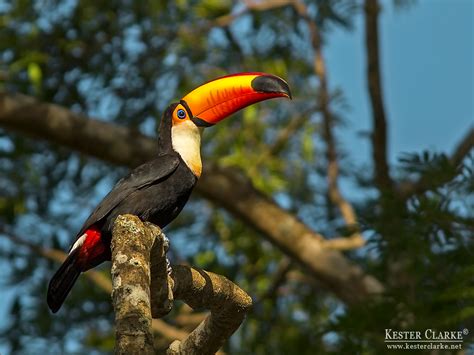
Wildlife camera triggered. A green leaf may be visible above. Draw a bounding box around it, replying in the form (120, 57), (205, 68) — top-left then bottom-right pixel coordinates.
(27, 62), (42, 93)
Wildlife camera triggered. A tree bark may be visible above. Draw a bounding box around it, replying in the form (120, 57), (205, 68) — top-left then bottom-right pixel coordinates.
(111, 214), (156, 355)
(168, 265), (253, 355)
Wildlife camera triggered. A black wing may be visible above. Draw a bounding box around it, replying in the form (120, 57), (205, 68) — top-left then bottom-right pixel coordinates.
(77, 153), (180, 236)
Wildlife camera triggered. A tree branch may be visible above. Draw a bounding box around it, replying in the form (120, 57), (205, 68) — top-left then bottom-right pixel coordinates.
(247, 107), (315, 179)
(292, 0), (365, 250)
(244, 0), (293, 11)
(111, 215), (156, 354)
(189, 0), (292, 33)
(450, 127), (474, 167)
(322, 235), (366, 251)
(168, 265), (252, 355)
(0, 91), (384, 303)
(256, 258), (292, 303)
(364, 0), (393, 191)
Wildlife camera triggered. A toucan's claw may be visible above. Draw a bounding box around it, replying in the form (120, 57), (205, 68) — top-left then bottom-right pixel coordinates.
(162, 232), (170, 253)
(160, 232), (172, 276)
(166, 257), (172, 277)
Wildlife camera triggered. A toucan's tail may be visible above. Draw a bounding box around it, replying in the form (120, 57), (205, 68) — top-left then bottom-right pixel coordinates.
(47, 248), (81, 313)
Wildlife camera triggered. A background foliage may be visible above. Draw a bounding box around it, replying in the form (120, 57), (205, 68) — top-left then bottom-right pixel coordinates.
(0, 0), (473, 354)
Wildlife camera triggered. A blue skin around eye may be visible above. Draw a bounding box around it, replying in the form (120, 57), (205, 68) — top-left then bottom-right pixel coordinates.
(177, 109), (186, 119)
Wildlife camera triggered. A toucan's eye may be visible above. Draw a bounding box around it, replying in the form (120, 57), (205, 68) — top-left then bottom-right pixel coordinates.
(177, 109), (187, 119)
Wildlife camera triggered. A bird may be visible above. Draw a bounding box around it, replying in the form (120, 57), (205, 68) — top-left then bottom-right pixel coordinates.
(47, 72), (291, 313)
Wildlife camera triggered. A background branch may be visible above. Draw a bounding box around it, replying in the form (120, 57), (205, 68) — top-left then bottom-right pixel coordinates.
(256, 258), (292, 304)
(364, 0), (393, 191)
(292, 0), (365, 250)
(247, 108), (315, 179)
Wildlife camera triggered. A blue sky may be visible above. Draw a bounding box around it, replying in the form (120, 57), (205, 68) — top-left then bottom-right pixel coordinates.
(326, 0), (473, 168)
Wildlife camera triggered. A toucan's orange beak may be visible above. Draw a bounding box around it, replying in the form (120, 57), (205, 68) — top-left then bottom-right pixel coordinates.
(180, 72), (291, 127)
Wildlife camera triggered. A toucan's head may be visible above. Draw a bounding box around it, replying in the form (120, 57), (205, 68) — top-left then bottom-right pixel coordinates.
(165, 72), (291, 177)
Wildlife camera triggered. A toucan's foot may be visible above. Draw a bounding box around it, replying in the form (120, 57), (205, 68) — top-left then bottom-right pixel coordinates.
(161, 232), (172, 276)
(166, 257), (172, 276)
(162, 232), (170, 253)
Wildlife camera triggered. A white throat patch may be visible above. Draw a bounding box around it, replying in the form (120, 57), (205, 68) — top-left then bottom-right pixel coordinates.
(171, 121), (203, 177)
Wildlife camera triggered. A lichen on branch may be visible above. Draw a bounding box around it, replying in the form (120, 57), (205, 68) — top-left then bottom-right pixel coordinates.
(111, 214), (157, 355)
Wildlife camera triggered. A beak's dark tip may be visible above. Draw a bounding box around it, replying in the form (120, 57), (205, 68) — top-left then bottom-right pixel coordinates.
(251, 75), (292, 99)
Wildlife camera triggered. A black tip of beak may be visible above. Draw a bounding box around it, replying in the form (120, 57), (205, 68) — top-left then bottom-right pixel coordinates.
(251, 75), (292, 99)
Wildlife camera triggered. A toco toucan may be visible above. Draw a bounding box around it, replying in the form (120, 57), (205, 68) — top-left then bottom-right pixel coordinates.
(47, 72), (291, 313)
